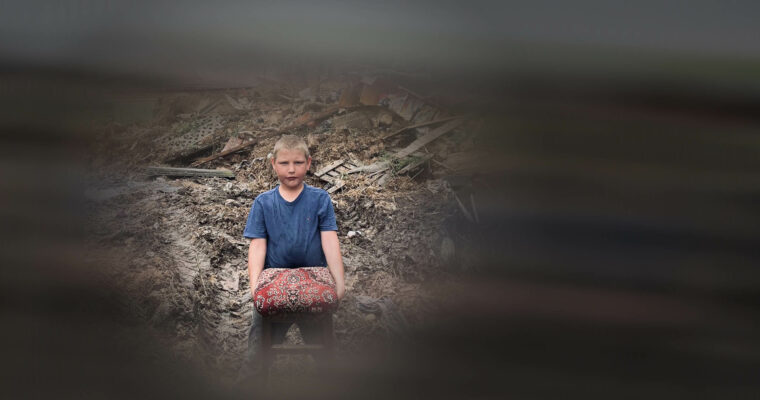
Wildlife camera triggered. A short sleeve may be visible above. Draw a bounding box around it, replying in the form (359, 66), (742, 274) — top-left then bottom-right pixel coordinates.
(318, 193), (338, 231)
(243, 196), (268, 238)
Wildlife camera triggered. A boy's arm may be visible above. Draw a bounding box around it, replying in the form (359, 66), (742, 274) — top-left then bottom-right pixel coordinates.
(248, 238), (267, 297)
(320, 230), (346, 299)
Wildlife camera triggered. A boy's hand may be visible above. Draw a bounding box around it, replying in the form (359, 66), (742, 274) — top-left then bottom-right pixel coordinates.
(249, 272), (260, 297)
(335, 281), (346, 300)
(248, 238), (267, 298)
(320, 231), (346, 301)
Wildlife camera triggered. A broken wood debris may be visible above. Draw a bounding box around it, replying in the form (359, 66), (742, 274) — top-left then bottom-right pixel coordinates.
(452, 190), (475, 223)
(191, 138), (259, 167)
(395, 153), (434, 175)
(145, 166), (235, 178)
(395, 118), (464, 159)
(347, 119), (464, 186)
(314, 159), (347, 177)
(381, 115), (466, 140)
(193, 105), (374, 167)
(431, 158), (455, 171)
(93, 73), (480, 371)
(347, 161), (390, 174)
(220, 136), (245, 153)
(371, 150), (430, 186)
(470, 193), (480, 223)
(190, 107), (359, 167)
(315, 159), (363, 193)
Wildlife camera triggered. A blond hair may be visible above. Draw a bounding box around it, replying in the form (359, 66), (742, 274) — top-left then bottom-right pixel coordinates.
(271, 134), (310, 160)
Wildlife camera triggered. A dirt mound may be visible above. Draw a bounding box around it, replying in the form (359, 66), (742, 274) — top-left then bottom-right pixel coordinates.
(85, 72), (478, 381)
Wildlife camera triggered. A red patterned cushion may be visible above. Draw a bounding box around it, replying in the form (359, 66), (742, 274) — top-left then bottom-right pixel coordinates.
(253, 267), (338, 317)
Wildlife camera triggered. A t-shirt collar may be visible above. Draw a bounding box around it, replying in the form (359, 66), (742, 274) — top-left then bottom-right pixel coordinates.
(275, 183), (307, 206)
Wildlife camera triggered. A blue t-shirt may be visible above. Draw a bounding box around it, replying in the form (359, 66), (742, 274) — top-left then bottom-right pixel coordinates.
(243, 184), (338, 269)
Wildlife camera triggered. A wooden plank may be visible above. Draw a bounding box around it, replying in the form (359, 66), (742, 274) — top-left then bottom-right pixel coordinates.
(381, 115), (466, 140)
(327, 180), (346, 193)
(314, 159), (345, 177)
(376, 172), (392, 186)
(145, 166), (235, 178)
(335, 165), (350, 173)
(452, 190), (475, 223)
(327, 170), (340, 177)
(396, 153), (434, 175)
(395, 119), (464, 159)
(190, 138), (259, 167)
(368, 172), (385, 184)
(195, 139), (256, 166)
(347, 161), (390, 174)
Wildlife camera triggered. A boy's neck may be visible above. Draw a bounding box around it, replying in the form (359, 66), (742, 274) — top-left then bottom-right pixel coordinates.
(278, 182), (305, 201)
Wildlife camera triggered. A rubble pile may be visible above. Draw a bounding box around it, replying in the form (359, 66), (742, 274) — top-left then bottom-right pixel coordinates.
(84, 71), (480, 380)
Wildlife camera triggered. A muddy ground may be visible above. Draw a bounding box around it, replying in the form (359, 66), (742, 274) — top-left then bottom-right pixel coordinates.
(82, 74), (480, 382)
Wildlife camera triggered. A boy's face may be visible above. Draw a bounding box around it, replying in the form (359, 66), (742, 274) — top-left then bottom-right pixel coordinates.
(271, 148), (311, 191)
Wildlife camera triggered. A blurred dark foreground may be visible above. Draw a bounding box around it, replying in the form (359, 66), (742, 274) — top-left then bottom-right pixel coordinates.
(2, 1), (760, 399)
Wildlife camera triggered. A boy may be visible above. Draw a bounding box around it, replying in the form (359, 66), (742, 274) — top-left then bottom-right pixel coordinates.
(239, 134), (346, 380)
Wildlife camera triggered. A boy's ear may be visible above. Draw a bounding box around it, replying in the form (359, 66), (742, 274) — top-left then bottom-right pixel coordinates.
(306, 156), (312, 170)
